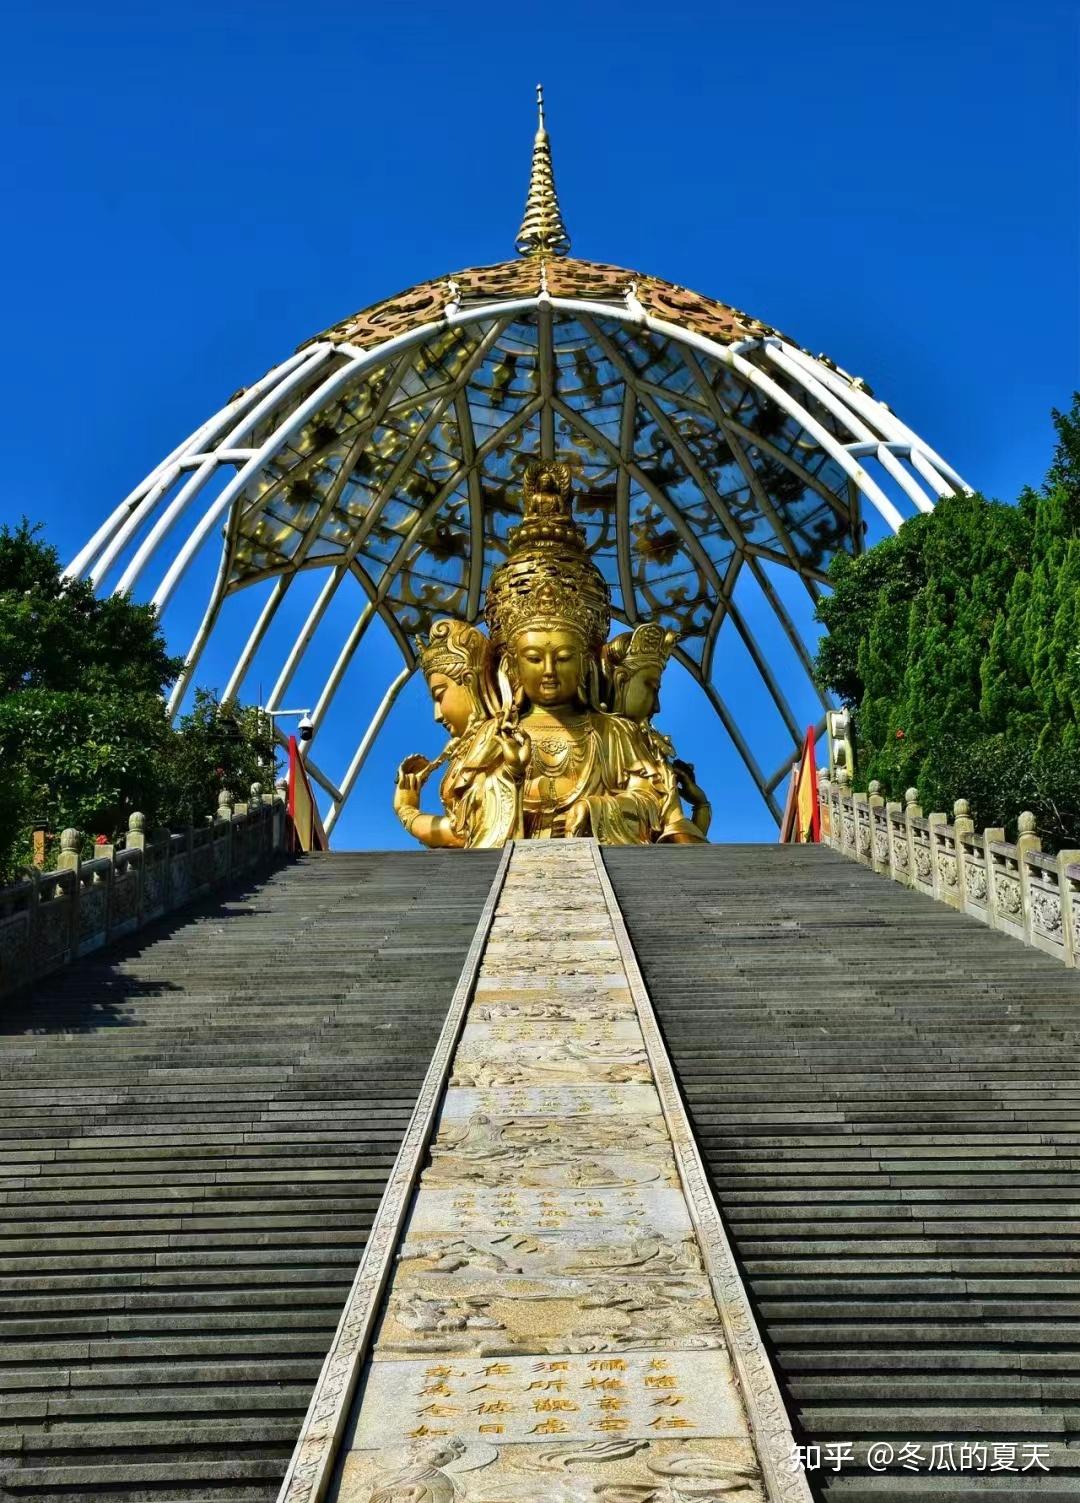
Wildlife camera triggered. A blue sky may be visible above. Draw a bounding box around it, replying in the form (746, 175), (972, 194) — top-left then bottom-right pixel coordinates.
(2, 0), (1076, 847)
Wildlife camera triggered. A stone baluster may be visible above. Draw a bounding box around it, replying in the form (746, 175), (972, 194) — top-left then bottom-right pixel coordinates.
(1016, 812), (1042, 945)
(127, 812), (148, 922)
(215, 788), (233, 879)
(885, 799), (907, 884)
(867, 781), (888, 874)
(947, 799), (974, 911)
(56, 828), (81, 963)
(836, 767), (856, 857)
(1062, 853), (1080, 968)
(852, 789), (871, 865)
(816, 769), (832, 845)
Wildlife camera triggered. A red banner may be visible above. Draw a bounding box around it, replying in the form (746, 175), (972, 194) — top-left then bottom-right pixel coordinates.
(286, 736), (329, 853)
(779, 725), (821, 843)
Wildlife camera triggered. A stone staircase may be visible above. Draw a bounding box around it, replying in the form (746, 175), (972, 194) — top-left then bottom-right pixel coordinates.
(605, 843), (1080, 1501)
(0, 850), (499, 1503)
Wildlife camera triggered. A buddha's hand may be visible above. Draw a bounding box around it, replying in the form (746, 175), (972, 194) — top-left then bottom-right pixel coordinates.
(673, 758), (707, 805)
(565, 798), (592, 838)
(394, 753), (429, 810)
(495, 725), (530, 781)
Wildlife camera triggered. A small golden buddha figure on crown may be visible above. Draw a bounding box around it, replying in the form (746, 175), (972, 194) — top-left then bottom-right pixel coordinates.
(394, 461), (708, 847)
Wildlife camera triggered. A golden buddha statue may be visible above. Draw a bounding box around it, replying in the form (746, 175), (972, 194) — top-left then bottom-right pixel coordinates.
(393, 619), (528, 848)
(604, 624), (711, 841)
(394, 461), (710, 848)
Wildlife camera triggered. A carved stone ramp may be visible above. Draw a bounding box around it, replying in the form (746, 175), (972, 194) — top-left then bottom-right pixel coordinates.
(0, 850), (500, 1503)
(281, 840), (808, 1503)
(604, 842), (1080, 1501)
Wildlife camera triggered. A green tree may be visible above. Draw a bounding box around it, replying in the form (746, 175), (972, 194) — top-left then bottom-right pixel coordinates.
(159, 689), (276, 830)
(0, 522), (179, 696)
(0, 523), (276, 878)
(814, 397), (1080, 848)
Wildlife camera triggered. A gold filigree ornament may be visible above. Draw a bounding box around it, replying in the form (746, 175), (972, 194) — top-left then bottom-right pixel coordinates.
(606, 622), (679, 679)
(484, 461), (611, 652)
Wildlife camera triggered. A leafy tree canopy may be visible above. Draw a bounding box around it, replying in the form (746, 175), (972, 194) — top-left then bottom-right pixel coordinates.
(0, 522), (181, 695)
(0, 522), (274, 877)
(815, 396), (1080, 849)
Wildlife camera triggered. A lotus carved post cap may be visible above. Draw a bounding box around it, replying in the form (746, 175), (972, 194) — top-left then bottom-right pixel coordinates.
(60, 829), (80, 853)
(1018, 811), (1038, 836)
(953, 798), (970, 818)
(218, 788), (233, 810)
(868, 780), (882, 795)
(128, 812), (146, 833)
(905, 787), (919, 807)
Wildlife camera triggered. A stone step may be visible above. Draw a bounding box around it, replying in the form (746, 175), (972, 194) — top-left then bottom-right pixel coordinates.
(0, 850), (500, 1503)
(605, 843), (1080, 1500)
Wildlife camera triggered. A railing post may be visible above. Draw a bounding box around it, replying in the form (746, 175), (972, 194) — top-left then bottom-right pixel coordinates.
(903, 788), (922, 888)
(275, 776), (289, 852)
(935, 799), (969, 911)
(1016, 812), (1042, 946)
(56, 828), (81, 963)
(816, 770), (830, 845)
(851, 790), (870, 864)
(836, 768), (856, 859)
(982, 823), (1008, 931)
(927, 811), (948, 901)
(127, 812), (147, 922)
(1062, 854), (1080, 968)
(867, 781), (888, 873)
(885, 800), (906, 884)
(215, 788), (233, 881)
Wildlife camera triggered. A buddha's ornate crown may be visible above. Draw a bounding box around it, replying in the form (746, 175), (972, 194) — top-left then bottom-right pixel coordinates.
(606, 622), (678, 673)
(415, 618), (490, 683)
(484, 461), (611, 649)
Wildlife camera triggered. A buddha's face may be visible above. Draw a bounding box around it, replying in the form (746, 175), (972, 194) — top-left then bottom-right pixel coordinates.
(427, 672), (476, 737)
(512, 628), (585, 708)
(619, 664), (662, 721)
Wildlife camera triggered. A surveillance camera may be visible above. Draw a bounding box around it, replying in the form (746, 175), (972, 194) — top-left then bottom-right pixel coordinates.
(298, 713), (314, 742)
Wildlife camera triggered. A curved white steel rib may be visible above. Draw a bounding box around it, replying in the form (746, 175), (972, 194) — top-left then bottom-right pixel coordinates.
(71, 291), (966, 837)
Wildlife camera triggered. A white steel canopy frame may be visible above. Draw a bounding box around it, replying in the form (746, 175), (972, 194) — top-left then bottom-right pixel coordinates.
(67, 257), (968, 835)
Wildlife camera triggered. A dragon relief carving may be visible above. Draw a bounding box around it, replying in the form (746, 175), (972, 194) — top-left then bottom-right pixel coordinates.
(450, 1040), (651, 1088)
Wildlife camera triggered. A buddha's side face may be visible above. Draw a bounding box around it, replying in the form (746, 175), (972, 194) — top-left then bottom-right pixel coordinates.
(427, 672), (476, 736)
(620, 665), (662, 721)
(512, 628), (585, 708)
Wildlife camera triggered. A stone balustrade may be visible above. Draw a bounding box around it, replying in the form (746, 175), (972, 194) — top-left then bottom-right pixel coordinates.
(818, 771), (1080, 967)
(0, 785), (287, 998)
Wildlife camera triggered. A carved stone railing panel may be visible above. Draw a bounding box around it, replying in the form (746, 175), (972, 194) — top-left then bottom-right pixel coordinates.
(32, 879), (74, 975)
(869, 805), (890, 874)
(76, 860), (111, 955)
(961, 832), (990, 924)
(1027, 851), (1068, 963)
(110, 852), (141, 938)
(887, 806), (911, 885)
(817, 777), (1080, 969)
(930, 820), (962, 909)
(909, 816), (934, 898)
(0, 796), (285, 999)
(989, 841), (1026, 944)
(852, 795), (873, 865)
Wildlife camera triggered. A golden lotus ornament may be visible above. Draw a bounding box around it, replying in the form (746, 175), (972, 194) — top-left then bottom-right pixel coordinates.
(393, 462), (710, 847)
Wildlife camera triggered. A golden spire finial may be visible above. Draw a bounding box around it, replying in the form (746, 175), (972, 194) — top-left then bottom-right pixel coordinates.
(515, 84), (571, 259)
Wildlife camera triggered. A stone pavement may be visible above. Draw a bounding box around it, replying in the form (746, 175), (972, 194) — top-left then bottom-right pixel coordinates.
(291, 841), (805, 1503)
